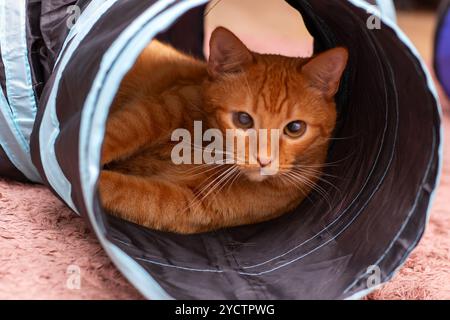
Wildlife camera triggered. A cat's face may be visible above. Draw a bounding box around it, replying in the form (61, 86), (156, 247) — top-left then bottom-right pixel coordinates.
(204, 27), (348, 183)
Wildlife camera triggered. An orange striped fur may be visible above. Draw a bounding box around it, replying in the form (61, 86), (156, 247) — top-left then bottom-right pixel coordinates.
(99, 27), (348, 234)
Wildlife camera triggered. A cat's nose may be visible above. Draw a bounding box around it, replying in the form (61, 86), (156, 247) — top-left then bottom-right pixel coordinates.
(257, 156), (272, 168)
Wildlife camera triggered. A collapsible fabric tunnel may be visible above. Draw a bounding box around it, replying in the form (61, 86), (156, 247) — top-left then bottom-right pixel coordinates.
(435, 0), (450, 98)
(0, 0), (442, 299)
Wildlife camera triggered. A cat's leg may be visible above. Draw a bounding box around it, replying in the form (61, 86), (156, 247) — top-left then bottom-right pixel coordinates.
(99, 170), (211, 233)
(101, 100), (181, 166)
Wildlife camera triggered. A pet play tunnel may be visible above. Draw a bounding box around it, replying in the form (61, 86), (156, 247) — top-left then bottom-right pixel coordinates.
(435, 0), (450, 99)
(0, 0), (442, 299)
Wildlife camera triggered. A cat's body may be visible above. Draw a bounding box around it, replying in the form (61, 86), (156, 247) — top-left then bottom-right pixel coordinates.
(99, 28), (348, 234)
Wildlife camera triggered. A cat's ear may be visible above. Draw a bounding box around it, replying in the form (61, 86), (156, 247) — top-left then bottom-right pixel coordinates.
(300, 47), (348, 99)
(208, 27), (254, 78)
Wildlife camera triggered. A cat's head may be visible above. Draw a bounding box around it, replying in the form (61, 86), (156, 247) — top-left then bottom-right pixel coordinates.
(203, 27), (348, 183)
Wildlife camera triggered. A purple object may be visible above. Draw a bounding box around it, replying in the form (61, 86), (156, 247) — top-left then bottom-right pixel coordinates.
(435, 1), (450, 98)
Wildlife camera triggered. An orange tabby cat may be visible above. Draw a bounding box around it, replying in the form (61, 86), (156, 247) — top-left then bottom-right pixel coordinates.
(99, 27), (348, 234)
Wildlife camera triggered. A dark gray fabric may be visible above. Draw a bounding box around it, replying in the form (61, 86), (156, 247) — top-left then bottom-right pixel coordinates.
(26, 0), (91, 100)
(0, 147), (29, 182)
(156, 5), (206, 60)
(0, 0), (91, 184)
(28, 0), (91, 188)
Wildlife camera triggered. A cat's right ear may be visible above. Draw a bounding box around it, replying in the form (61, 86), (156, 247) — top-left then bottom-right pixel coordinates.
(300, 47), (349, 100)
(208, 27), (254, 78)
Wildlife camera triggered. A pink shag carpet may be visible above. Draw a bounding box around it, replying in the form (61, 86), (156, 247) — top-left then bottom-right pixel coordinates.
(0, 90), (449, 301)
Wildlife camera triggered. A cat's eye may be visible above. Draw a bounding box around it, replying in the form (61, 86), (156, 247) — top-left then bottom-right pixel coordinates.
(284, 121), (307, 138)
(233, 112), (254, 129)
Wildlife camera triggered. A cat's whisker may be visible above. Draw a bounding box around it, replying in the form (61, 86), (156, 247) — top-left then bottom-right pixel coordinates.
(327, 135), (358, 141)
(302, 174), (341, 193)
(283, 171), (333, 210)
(289, 165), (328, 174)
(291, 153), (356, 170)
(299, 178), (333, 210)
(291, 168), (341, 193)
(189, 145), (235, 157)
(280, 172), (304, 192)
(189, 165), (237, 213)
(291, 166), (340, 180)
(180, 162), (218, 173)
(179, 164), (231, 180)
(186, 141), (254, 162)
(207, 166), (240, 205)
(279, 166), (339, 191)
(194, 165), (232, 196)
(196, 165), (237, 203)
(292, 163), (336, 169)
(290, 171), (330, 198)
(191, 165), (233, 197)
(279, 173), (314, 205)
(182, 165), (232, 214)
(293, 166), (342, 185)
(295, 167), (337, 180)
(180, 142), (259, 168)
(187, 145), (243, 164)
(183, 164), (227, 178)
(172, 151), (239, 177)
(322, 152), (357, 165)
(183, 160), (233, 172)
(227, 169), (242, 193)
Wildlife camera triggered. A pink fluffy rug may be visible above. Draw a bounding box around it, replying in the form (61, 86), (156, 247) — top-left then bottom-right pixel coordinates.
(0, 94), (449, 301)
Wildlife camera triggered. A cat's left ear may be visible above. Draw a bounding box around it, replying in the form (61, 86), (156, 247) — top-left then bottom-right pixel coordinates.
(208, 27), (254, 78)
(300, 47), (349, 99)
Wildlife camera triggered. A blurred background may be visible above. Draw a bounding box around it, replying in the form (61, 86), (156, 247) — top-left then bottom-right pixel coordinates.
(205, 0), (443, 63)
(395, 0), (440, 10)
(395, 0), (441, 62)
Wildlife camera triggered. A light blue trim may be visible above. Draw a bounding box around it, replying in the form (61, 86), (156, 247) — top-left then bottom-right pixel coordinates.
(345, 283), (385, 300)
(79, 0), (208, 300)
(0, 0), (41, 182)
(0, 90), (38, 178)
(375, 0), (397, 22)
(1, 0), (37, 140)
(39, 0), (121, 214)
(136, 257), (225, 273)
(106, 244), (174, 300)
